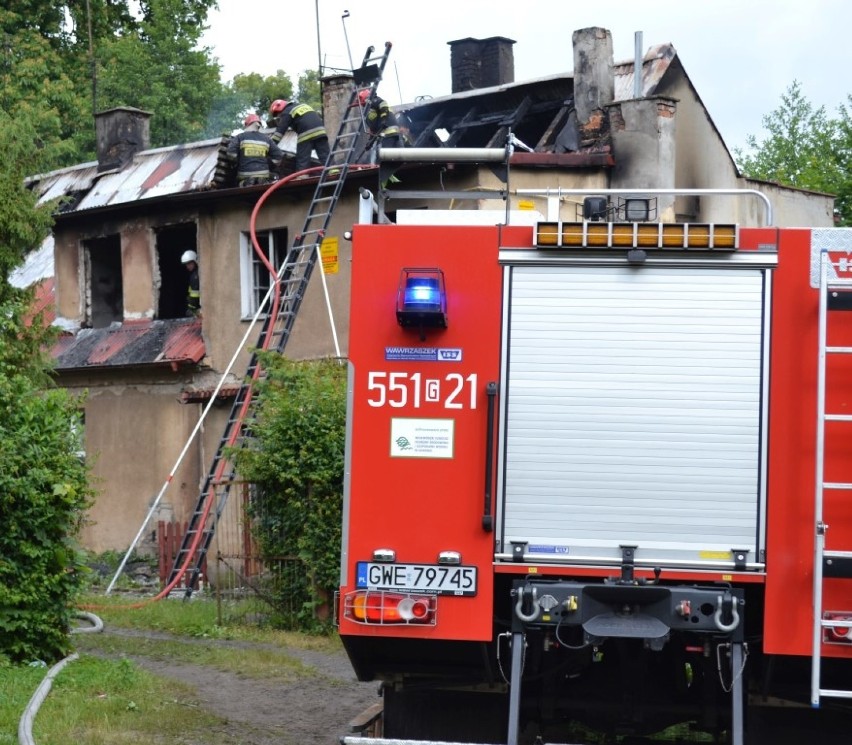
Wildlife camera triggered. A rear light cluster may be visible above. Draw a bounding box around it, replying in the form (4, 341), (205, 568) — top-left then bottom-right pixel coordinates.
(343, 590), (437, 625)
(824, 612), (852, 644)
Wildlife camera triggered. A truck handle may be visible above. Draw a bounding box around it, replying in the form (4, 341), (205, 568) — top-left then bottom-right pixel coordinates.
(482, 381), (498, 532)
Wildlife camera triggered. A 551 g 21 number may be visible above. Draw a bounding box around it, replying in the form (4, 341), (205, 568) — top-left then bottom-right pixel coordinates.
(366, 372), (478, 409)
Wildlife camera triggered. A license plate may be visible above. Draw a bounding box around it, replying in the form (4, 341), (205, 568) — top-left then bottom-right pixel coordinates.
(356, 562), (477, 596)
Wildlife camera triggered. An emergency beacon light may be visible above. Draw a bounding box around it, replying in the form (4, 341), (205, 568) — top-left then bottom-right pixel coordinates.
(396, 268), (447, 331)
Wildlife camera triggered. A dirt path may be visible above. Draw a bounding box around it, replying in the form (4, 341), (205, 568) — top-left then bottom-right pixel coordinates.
(92, 627), (380, 745)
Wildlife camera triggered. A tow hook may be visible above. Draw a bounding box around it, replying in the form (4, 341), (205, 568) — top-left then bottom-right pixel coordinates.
(714, 594), (741, 633)
(514, 585), (540, 622)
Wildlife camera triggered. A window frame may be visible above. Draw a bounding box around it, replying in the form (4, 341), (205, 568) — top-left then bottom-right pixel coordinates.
(240, 228), (289, 319)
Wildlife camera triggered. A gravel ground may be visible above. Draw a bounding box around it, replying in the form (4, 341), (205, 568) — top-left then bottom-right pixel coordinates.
(84, 626), (380, 745)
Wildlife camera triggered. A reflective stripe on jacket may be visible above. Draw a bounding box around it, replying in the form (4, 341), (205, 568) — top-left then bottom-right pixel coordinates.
(271, 102), (328, 144)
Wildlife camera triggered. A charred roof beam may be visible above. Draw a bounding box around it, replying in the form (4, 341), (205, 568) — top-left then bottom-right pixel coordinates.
(411, 110), (447, 148)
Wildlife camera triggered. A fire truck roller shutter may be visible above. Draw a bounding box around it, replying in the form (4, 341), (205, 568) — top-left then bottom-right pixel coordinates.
(498, 261), (770, 569)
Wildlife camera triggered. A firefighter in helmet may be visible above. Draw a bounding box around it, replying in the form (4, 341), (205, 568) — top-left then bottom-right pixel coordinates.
(268, 99), (331, 173)
(181, 250), (200, 317)
(355, 88), (405, 149)
(226, 113), (283, 187)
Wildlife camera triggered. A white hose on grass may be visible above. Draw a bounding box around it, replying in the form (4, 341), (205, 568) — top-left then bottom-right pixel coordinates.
(17, 612), (104, 745)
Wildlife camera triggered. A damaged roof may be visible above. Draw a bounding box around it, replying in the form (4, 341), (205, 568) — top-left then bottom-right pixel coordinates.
(25, 47), (677, 218)
(27, 131), (299, 215)
(397, 45), (677, 154)
(51, 317), (205, 371)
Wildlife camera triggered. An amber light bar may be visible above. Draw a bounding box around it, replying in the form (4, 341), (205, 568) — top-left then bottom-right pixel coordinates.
(535, 222), (738, 250)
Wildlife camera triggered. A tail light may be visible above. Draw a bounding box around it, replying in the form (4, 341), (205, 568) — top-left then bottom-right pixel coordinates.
(824, 612), (852, 644)
(343, 590), (437, 625)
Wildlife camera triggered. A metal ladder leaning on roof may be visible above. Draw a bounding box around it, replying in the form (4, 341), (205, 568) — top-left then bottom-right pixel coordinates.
(166, 42), (394, 597)
(811, 248), (852, 703)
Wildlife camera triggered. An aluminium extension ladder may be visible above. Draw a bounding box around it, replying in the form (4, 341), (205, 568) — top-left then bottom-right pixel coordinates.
(166, 43), (393, 597)
(811, 250), (852, 704)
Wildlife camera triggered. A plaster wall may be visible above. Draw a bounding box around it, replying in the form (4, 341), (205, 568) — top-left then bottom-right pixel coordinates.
(72, 376), (229, 553)
(198, 182), (361, 375)
(610, 97), (678, 219)
(122, 220), (155, 318)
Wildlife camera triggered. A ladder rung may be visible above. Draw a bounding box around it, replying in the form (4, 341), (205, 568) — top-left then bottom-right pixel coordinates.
(820, 619), (852, 628)
(825, 414), (852, 421)
(825, 347), (852, 354)
(818, 688), (852, 699)
(823, 482), (852, 490)
(825, 550), (852, 559)
(827, 278), (852, 288)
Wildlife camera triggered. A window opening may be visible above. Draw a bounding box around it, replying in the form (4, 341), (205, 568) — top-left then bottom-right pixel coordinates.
(84, 235), (123, 328)
(241, 227), (289, 318)
(156, 223), (198, 319)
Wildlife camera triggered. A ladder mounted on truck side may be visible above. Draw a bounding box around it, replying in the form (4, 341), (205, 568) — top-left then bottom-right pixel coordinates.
(166, 42), (394, 597)
(811, 249), (852, 704)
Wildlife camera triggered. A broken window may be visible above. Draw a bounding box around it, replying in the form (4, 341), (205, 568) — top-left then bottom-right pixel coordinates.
(84, 235), (123, 328)
(240, 228), (289, 318)
(155, 223), (198, 319)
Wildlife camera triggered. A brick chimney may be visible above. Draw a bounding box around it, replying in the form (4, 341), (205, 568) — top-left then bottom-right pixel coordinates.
(321, 72), (355, 154)
(572, 27), (615, 148)
(94, 106), (152, 173)
(448, 37), (515, 93)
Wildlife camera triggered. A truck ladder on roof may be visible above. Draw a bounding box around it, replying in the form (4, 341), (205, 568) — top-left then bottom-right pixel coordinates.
(166, 42), (393, 597)
(811, 251), (852, 703)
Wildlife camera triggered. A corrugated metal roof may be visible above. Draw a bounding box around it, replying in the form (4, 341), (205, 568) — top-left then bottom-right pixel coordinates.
(10, 235), (53, 288)
(613, 44), (676, 101)
(51, 317), (205, 371)
(29, 131), (298, 215)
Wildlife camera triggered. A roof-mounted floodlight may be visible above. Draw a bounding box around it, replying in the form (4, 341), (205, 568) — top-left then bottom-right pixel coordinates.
(583, 196), (608, 221)
(618, 196), (657, 222)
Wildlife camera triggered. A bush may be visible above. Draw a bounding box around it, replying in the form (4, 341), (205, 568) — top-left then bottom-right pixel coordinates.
(0, 375), (94, 662)
(235, 355), (346, 632)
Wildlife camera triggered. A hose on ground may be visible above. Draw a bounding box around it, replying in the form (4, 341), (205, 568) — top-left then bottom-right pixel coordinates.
(17, 612), (103, 745)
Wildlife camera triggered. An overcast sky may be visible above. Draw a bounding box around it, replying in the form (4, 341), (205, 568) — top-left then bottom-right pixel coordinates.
(200, 0), (850, 154)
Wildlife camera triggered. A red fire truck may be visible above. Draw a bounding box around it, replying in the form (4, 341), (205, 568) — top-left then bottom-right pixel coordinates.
(336, 179), (852, 744)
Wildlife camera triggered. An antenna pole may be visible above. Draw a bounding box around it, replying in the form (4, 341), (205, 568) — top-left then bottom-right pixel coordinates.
(341, 10), (354, 70)
(315, 0), (322, 77)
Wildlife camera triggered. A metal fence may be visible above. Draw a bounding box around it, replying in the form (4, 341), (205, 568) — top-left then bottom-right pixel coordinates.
(157, 484), (310, 627)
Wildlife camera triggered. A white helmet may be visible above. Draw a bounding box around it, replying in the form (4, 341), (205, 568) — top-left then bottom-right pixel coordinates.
(181, 250), (197, 264)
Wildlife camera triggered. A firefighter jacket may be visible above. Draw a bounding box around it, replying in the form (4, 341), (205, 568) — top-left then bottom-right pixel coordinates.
(186, 265), (200, 316)
(227, 128), (283, 184)
(365, 96), (401, 139)
(271, 102), (328, 146)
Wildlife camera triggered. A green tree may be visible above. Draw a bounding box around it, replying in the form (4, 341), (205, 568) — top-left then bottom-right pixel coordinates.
(0, 108), (95, 663)
(234, 355), (346, 632)
(735, 81), (850, 225)
(96, 0), (226, 146)
(296, 69), (322, 111)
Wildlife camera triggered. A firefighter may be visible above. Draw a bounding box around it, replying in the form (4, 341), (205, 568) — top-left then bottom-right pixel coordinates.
(181, 250), (200, 317)
(226, 113), (283, 187)
(269, 99), (331, 173)
(356, 88), (406, 149)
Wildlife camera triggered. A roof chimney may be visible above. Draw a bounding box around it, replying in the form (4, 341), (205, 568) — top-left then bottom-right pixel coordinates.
(572, 27), (615, 147)
(448, 36), (515, 93)
(94, 106), (152, 173)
